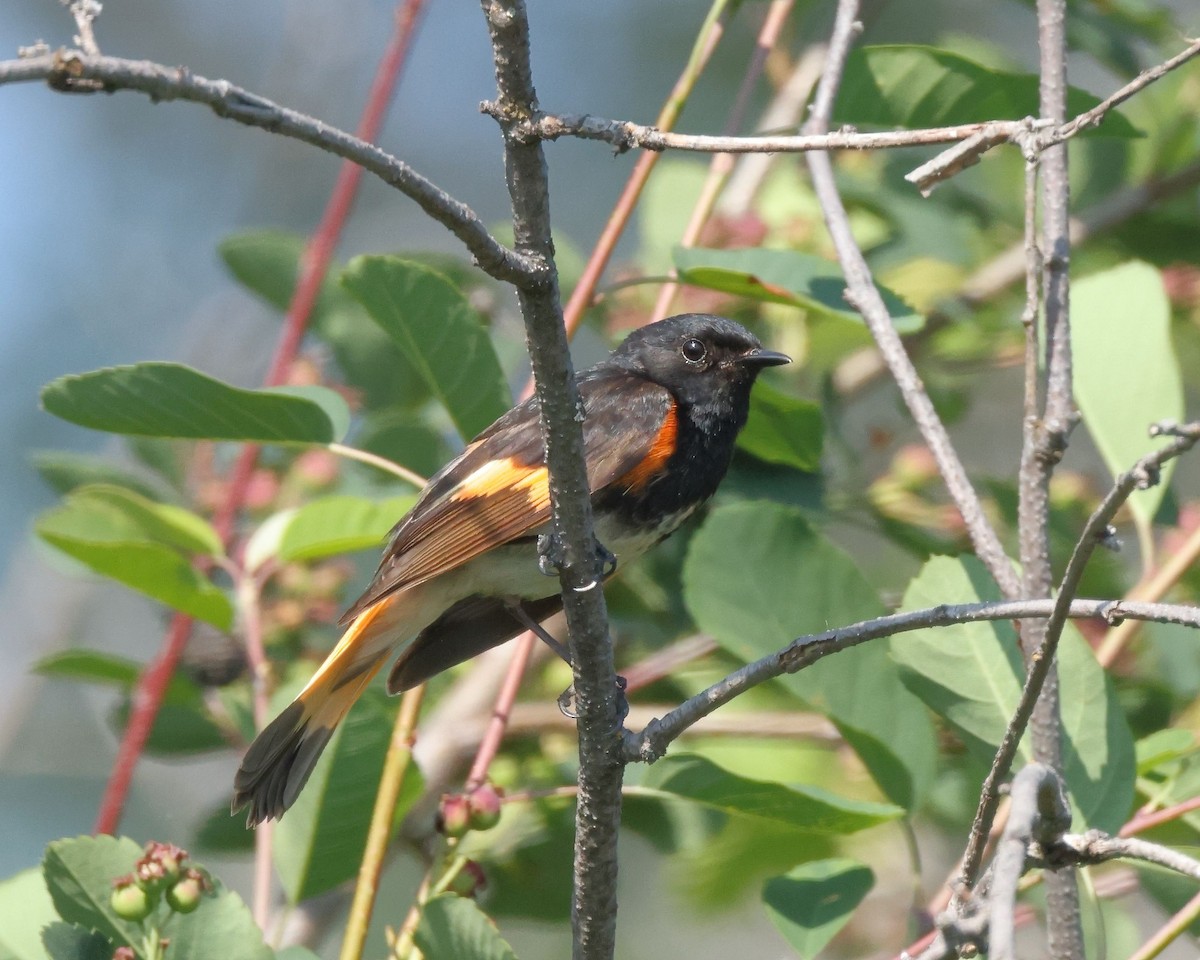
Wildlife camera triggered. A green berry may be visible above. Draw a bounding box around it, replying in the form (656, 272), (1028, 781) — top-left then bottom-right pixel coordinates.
(111, 882), (154, 921)
(437, 794), (472, 838)
(165, 877), (203, 914)
(467, 783), (503, 831)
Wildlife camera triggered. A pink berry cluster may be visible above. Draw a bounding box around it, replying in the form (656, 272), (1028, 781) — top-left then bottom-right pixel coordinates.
(435, 782), (504, 838)
(110, 842), (212, 923)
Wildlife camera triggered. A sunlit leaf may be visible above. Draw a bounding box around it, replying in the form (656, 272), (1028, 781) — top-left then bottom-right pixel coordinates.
(36, 488), (233, 629)
(836, 45), (1139, 136)
(738, 382), (823, 471)
(762, 859), (875, 958)
(342, 257), (510, 441)
(0, 868), (58, 960)
(274, 693), (424, 903)
(673, 247), (923, 333)
(278, 494), (417, 562)
(1073, 262), (1183, 541)
(413, 894), (518, 960)
(683, 501), (935, 809)
(892, 556), (1135, 831)
(41, 363), (349, 444)
(629, 755), (903, 834)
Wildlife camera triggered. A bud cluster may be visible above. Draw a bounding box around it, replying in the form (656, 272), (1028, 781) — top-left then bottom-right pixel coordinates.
(110, 842), (212, 922)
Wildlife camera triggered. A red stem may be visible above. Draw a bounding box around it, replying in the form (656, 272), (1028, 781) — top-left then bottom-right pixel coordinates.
(92, 0), (429, 836)
(464, 631), (538, 790)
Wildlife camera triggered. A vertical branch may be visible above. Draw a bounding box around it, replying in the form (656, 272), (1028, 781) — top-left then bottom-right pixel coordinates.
(480, 2), (624, 958)
(1014, 0), (1082, 955)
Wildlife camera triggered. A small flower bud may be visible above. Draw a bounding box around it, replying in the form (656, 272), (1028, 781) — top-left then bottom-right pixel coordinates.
(113, 947), (137, 960)
(466, 783), (504, 831)
(436, 793), (472, 838)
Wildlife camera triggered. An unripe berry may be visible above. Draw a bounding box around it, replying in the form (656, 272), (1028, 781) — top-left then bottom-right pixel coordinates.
(165, 877), (203, 914)
(447, 860), (487, 899)
(466, 783), (504, 831)
(436, 793), (472, 838)
(111, 881), (154, 921)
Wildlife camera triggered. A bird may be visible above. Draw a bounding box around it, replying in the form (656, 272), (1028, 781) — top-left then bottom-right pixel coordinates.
(233, 313), (789, 824)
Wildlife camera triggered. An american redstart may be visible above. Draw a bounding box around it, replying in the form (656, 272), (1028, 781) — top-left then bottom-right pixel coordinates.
(234, 313), (789, 824)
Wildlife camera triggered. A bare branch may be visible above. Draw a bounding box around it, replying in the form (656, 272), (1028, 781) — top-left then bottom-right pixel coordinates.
(0, 51), (540, 285)
(1052, 831), (1200, 881)
(624, 597), (1200, 763)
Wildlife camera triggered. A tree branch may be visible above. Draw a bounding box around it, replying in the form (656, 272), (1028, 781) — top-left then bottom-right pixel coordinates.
(0, 50), (540, 285)
(989, 764), (1072, 960)
(624, 597), (1200, 763)
(479, 2), (624, 958)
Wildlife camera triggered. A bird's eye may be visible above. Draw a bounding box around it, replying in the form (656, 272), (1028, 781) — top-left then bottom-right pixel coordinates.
(681, 338), (708, 364)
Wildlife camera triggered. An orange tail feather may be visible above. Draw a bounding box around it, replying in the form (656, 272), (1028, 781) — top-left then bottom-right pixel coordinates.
(232, 600), (398, 825)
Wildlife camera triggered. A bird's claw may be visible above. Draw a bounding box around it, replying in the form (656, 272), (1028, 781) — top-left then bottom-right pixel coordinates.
(537, 532), (566, 577)
(556, 675), (629, 723)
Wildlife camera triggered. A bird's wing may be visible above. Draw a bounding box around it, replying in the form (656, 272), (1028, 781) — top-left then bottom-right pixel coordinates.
(338, 371), (675, 624)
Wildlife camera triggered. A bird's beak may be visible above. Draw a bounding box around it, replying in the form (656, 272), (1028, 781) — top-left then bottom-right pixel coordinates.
(737, 348), (791, 368)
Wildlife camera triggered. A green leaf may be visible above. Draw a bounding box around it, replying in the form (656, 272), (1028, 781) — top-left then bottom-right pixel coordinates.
(56, 485), (222, 556)
(762, 859), (875, 959)
(673, 247), (923, 333)
(356, 413), (450, 480)
(41, 363), (348, 444)
(277, 494), (417, 562)
(683, 501), (935, 809)
(835, 45), (1139, 137)
(43, 837), (270, 960)
(738, 382), (823, 471)
(892, 556), (1135, 831)
(42, 836), (145, 951)
(1073, 262), (1183, 542)
(31, 451), (171, 502)
(34, 649), (141, 687)
(274, 693), (424, 903)
(36, 489), (233, 630)
(413, 894), (518, 960)
(41, 924), (110, 960)
(0, 868), (58, 960)
(342, 257), (510, 441)
(1136, 729), (1196, 775)
(630, 755), (903, 834)
(220, 231), (432, 412)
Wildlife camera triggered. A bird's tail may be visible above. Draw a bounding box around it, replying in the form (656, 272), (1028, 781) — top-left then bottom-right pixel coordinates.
(232, 598), (402, 826)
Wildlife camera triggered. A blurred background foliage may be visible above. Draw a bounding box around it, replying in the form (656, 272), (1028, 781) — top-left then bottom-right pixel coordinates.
(3, 0), (1200, 957)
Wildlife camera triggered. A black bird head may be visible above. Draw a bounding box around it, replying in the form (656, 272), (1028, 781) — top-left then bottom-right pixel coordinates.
(606, 313), (790, 424)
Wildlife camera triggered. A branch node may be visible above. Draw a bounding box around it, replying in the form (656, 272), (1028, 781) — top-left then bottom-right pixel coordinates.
(1097, 525), (1122, 552)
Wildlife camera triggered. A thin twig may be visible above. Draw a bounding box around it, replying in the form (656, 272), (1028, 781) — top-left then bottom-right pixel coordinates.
(0, 52), (539, 285)
(327, 442), (427, 488)
(801, 0), (1022, 600)
(339, 686), (426, 960)
(1121, 795), (1200, 837)
(1052, 831), (1200, 881)
(623, 597), (1200, 763)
